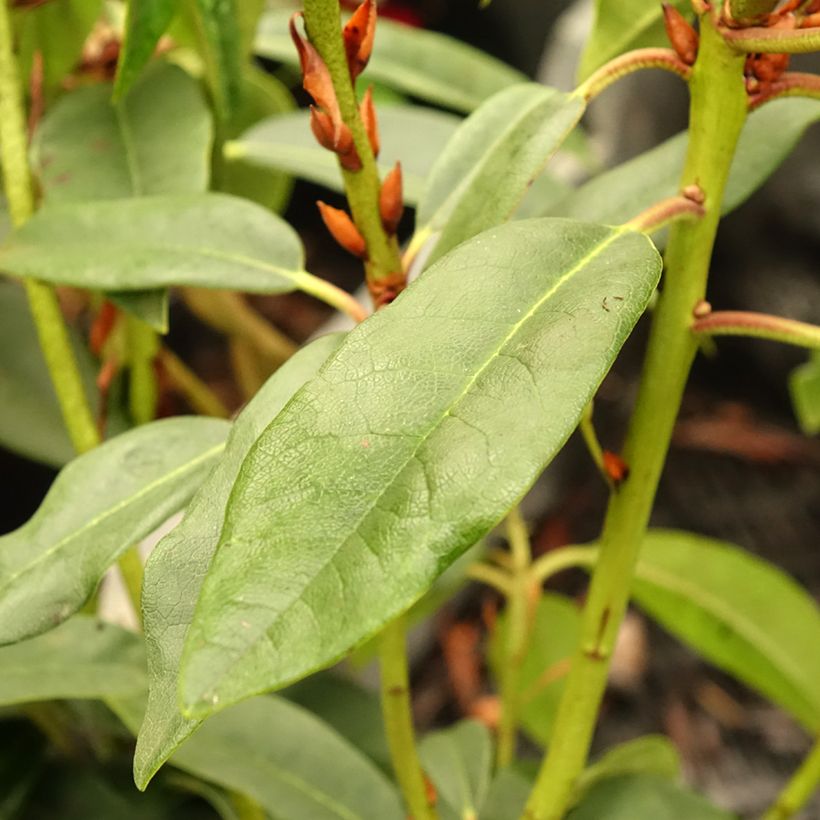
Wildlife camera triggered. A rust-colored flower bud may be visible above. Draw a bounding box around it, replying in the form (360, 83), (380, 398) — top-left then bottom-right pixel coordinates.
(89, 300), (118, 356)
(603, 450), (630, 485)
(344, 0), (377, 81)
(360, 86), (380, 158)
(317, 201), (367, 258)
(663, 3), (699, 65)
(748, 51), (790, 83)
(379, 162), (404, 235)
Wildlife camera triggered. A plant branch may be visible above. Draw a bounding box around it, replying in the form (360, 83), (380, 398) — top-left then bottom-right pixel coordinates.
(626, 193), (705, 234)
(125, 314), (159, 426)
(692, 310), (820, 349)
(578, 402), (609, 485)
(576, 48), (692, 102)
(524, 17), (748, 819)
(466, 562), (512, 595)
(0, 0), (98, 454)
(530, 546), (598, 587)
(749, 71), (820, 108)
(723, 23), (820, 53)
(379, 616), (438, 820)
(301, 0), (403, 286)
(762, 735), (820, 820)
(294, 270), (368, 323)
(157, 347), (231, 418)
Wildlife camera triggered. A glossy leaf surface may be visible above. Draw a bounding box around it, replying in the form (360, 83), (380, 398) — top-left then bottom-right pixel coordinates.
(254, 9), (525, 112)
(632, 531), (820, 732)
(135, 335), (345, 788)
(179, 218), (661, 717)
(0, 417), (229, 643)
(0, 616), (146, 705)
(228, 104), (461, 206)
(489, 592), (580, 746)
(0, 193), (307, 293)
(578, 0), (690, 79)
(419, 721), (492, 820)
(32, 62), (212, 202)
(114, 0), (178, 98)
(417, 84), (585, 266)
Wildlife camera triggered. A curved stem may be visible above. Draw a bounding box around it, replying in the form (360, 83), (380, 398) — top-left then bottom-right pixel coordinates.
(158, 347), (231, 418)
(762, 735), (820, 820)
(723, 24), (820, 53)
(578, 402), (609, 485)
(576, 48), (691, 102)
(295, 270), (368, 323)
(749, 71), (820, 109)
(523, 18), (748, 820)
(379, 616), (438, 820)
(0, 0), (98, 455)
(692, 310), (820, 350)
(467, 562), (512, 595)
(530, 546), (598, 587)
(301, 0), (402, 284)
(626, 194), (705, 234)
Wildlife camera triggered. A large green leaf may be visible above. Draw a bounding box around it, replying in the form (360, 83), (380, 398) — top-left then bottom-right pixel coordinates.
(578, 0), (690, 80)
(178, 218), (661, 718)
(488, 592), (580, 747)
(419, 721), (492, 820)
(480, 769), (531, 820)
(0, 616), (146, 705)
(32, 62), (212, 202)
(120, 694), (404, 819)
(631, 530), (820, 732)
(254, 9), (526, 113)
(567, 775), (733, 820)
(0, 193), (309, 294)
(227, 104), (461, 207)
(114, 0), (179, 99)
(543, 97), (820, 227)
(789, 352), (820, 435)
(0, 417), (229, 644)
(134, 334), (345, 789)
(416, 84), (585, 266)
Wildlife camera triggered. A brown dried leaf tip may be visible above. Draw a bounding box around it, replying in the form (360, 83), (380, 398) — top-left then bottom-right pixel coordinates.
(360, 86), (380, 158)
(379, 162), (404, 235)
(663, 3), (699, 66)
(344, 0), (377, 81)
(317, 201), (367, 258)
(290, 13), (361, 170)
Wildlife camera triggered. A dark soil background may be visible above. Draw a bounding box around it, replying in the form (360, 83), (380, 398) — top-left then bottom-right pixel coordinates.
(1, 1), (819, 817)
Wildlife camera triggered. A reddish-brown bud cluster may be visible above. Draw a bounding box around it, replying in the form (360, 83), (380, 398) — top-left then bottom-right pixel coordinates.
(369, 271), (406, 309)
(317, 201), (367, 258)
(379, 162), (404, 235)
(663, 3), (699, 65)
(343, 0), (377, 81)
(602, 450), (630, 486)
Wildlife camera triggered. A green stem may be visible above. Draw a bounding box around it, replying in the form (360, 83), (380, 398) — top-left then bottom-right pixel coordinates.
(692, 310), (820, 350)
(301, 0), (403, 283)
(523, 18), (748, 820)
(578, 402), (610, 487)
(762, 736), (820, 820)
(294, 270), (368, 323)
(158, 347), (231, 418)
(530, 546), (597, 587)
(379, 616), (437, 820)
(125, 315), (159, 426)
(497, 507), (534, 768)
(118, 545), (144, 629)
(0, 0), (98, 455)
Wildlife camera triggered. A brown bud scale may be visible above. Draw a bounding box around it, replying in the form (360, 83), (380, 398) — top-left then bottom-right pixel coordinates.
(317, 201), (367, 258)
(344, 0), (377, 81)
(379, 162), (404, 235)
(360, 86), (380, 158)
(663, 3), (699, 65)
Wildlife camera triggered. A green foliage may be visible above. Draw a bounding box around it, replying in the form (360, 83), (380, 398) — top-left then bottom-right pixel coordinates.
(417, 83), (585, 265)
(228, 104), (461, 206)
(135, 335), (345, 788)
(254, 8), (526, 112)
(789, 352), (820, 435)
(632, 531), (820, 732)
(0, 417), (229, 643)
(728, 0), (779, 21)
(177, 219), (660, 718)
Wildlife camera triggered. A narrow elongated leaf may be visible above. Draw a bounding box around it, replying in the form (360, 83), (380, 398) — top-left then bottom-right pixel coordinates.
(179, 218), (662, 717)
(135, 334), (346, 788)
(417, 84), (585, 265)
(419, 721), (492, 820)
(567, 775), (733, 820)
(33, 62), (212, 202)
(631, 531), (820, 732)
(122, 695), (404, 819)
(186, 0), (243, 120)
(227, 105), (461, 206)
(544, 97), (820, 227)
(578, 0), (690, 80)
(0, 616), (145, 705)
(0, 417), (230, 643)
(790, 353), (820, 435)
(254, 9), (525, 113)
(114, 0), (179, 98)
(0, 193), (308, 294)
(488, 592), (581, 746)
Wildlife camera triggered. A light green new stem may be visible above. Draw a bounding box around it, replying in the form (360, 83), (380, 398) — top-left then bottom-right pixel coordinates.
(0, 0), (97, 455)
(523, 18), (748, 820)
(379, 617), (437, 820)
(126, 314), (159, 426)
(497, 507), (534, 768)
(302, 0), (402, 283)
(762, 736), (820, 820)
